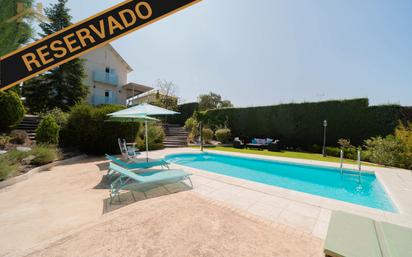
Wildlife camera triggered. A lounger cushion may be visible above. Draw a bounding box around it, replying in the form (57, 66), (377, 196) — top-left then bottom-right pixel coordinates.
(325, 211), (412, 257)
(109, 162), (189, 184)
(256, 138), (266, 144)
(324, 211), (382, 257)
(379, 222), (412, 257)
(105, 154), (168, 169)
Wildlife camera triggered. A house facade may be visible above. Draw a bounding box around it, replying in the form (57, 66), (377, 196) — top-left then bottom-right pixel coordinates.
(82, 44), (152, 106)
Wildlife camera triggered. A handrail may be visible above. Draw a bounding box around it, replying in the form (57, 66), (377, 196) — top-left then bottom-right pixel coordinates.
(340, 149), (343, 176)
(357, 150), (362, 184)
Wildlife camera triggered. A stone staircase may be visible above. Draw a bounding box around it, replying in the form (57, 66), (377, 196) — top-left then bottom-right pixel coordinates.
(16, 115), (42, 141)
(163, 124), (188, 148)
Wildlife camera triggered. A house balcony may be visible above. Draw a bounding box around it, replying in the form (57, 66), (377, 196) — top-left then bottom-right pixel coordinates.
(93, 70), (118, 86)
(92, 93), (118, 106)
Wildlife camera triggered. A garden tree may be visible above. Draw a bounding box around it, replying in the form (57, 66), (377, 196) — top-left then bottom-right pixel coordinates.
(0, 0), (34, 94)
(198, 92), (233, 111)
(148, 80), (179, 111)
(23, 0), (88, 112)
(0, 0), (34, 56)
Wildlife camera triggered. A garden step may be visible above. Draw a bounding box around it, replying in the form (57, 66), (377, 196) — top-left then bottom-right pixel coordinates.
(164, 137), (188, 141)
(163, 124), (188, 148)
(163, 144), (187, 148)
(15, 115), (42, 140)
(166, 132), (187, 135)
(165, 130), (187, 133)
(166, 129), (188, 132)
(164, 141), (187, 144)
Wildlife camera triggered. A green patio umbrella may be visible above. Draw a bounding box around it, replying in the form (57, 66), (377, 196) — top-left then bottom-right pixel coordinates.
(107, 114), (160, 161)
(108, 104), (179, 161)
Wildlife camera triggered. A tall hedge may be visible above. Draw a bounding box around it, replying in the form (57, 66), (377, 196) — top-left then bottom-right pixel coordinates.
(167, 102), (199, 125)
(60, 104), (140, 154)
(203, 98), (408, 148)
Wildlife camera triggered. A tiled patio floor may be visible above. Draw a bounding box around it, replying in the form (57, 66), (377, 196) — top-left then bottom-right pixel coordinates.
(153, 148), (412, 239)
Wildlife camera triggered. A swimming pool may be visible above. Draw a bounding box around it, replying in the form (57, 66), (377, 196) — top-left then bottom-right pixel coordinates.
(166, 152), (396, 212)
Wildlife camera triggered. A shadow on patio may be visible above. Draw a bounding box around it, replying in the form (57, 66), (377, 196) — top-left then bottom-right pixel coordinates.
(101, 181), (192, 214)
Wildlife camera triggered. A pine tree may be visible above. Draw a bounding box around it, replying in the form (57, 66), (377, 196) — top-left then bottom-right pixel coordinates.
(23, 0), (88, 112)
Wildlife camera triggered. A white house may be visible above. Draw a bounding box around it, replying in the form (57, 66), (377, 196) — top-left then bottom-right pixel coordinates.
(82, 44), (152, 106)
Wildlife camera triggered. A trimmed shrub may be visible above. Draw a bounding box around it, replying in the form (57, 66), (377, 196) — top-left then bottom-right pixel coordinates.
(136, 124), (165, 150)
(184, 117), (198, 132)
(0, 90), (25, 131)
(325, 147), (341, 157)
(395, 122), (412, 157)
(0, 135), (11, 149)
(61, 104), (140, 154)
(30, 145), (59, 165)
(185, 116), (199, 143)
(393, 122), (412, 169)
(36, 115), (60, 144)
(215, 128), (231, 143)
(41, 108), (68, 127)
(10, 130), (29, 144)
(337, 138), (351, 149)
(364, 136), (410, 168)
(202, 128), (214, 143)
(203, 98), (406, 148)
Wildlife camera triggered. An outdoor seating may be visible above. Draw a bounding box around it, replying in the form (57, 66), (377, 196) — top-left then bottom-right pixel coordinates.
(117, 138), (140, 161)
(268, 140), (281, 152)
(246, 138), (274, 150)
(108, 162), (192, 203)
(324, 211), (412, 257)
(233, 137), (244, 149)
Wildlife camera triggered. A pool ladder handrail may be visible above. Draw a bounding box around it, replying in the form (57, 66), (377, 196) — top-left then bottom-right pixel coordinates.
(357, 149), (362, 184)
(339, 149), (343, 176)
(340, 149), (362, 184)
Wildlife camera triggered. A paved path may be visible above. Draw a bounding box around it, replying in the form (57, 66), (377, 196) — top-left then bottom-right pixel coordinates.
(0, 157), (108, 256)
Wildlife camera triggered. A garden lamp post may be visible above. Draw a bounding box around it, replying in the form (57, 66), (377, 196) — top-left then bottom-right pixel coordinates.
(322, 120), (328, 157)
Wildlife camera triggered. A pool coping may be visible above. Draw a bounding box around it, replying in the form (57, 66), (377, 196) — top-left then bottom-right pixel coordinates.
(160, 148), (412, 229)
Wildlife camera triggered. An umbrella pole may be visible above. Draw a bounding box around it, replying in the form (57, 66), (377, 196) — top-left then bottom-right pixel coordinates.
(145, 120), (149, 162)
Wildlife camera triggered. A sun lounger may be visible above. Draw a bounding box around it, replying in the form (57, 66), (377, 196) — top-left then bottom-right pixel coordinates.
(108, 162), (192, 203)
(324, 211), (412, 257)
(105, 154), (169, 179)
(105, 154), (169, 169)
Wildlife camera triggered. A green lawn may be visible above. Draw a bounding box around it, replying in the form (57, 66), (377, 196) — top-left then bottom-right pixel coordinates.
(190, 146), (377, 167)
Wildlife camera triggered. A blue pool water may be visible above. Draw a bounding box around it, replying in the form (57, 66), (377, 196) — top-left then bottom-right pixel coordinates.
(166, 152), (396, 212)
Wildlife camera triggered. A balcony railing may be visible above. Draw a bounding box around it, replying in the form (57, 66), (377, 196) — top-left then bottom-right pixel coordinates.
(92, 94), (118, 106)
(93, 70), (118, 85)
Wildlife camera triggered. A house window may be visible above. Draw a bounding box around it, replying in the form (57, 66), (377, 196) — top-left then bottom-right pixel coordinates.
(105, 67), (110, 73)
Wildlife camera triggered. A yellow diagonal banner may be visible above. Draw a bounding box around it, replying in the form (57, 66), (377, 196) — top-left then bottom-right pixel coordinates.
(0, 0), (201, 91)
